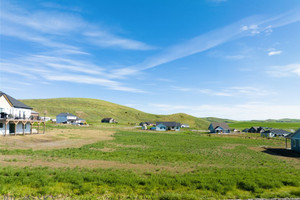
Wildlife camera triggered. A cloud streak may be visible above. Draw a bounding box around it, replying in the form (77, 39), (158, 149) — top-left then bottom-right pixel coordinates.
(0, 1), (153, 51)
(267, 63), (300, 77)
(112, 7), (300, 77)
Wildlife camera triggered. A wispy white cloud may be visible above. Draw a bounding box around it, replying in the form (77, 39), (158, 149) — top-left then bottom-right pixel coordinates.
(0, 1), (153, 51)
(268, 50), (282, 56)
(267, 63), (300, 77)
(44, 74), (145, 93)
(111, 7), (300, 77)
(173, 86), (273, 97)
(0, 54), (144, 93)
(147, 102), (300, 120)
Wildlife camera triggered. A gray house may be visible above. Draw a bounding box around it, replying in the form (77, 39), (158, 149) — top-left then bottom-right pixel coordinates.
(261, 129), (290, 138)
(156, 122), (181, 131)
(56, 113), (77, 124)
(208, 122), (230, 134)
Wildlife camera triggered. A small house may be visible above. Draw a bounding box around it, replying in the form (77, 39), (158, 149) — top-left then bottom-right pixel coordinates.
(56, 113), (77, 124)
(101, 118), (117, 123)
(156, 122), (181, 131)
(248, 126), (265, 133)
(261, 129), (290, 138)
(208, 122), (230, 134)
(285, 129), (300, 152)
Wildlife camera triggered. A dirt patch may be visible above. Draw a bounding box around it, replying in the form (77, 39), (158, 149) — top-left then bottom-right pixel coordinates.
(0, 129), (114, 150)
(249, 146), (300, 166)
(221, 144), (241, 149)
(0, 154), (189, 173)
(90, 147), (116, 152)
(108, 142), (148, 149)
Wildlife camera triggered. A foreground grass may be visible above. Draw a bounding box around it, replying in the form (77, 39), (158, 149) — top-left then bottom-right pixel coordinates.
(0, 130), (299, 199)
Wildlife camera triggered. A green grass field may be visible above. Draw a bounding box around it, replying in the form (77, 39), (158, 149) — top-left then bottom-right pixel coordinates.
(1, 128), (299, 199)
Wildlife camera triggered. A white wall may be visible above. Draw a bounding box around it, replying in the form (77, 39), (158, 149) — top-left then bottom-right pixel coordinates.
(0, 122), (31, 135)
(0, 96), (32, 119)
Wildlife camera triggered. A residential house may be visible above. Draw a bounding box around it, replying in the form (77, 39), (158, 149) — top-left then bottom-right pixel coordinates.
(0, 91), (45, 136)
(248, 126), (265, 133)
(156, 122), (181, 131)
(261, 129), (290, 138)
(56, 113), (77, 124)
(101, 118), (117, 123)
(208, 122), (230, 134)
(285, 129), (300, 152)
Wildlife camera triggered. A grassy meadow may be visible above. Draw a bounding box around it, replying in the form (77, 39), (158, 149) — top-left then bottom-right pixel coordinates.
(0, 125), (299, 199)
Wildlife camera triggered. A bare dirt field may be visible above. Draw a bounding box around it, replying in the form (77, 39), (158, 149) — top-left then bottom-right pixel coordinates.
(0, 154), (189, 172)
(0, 128), (114, 150)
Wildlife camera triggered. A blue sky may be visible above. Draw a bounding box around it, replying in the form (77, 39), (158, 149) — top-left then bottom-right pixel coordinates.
(1, 0), (300, 120)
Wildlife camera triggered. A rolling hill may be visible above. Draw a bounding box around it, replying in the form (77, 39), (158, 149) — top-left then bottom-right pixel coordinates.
(20, 98), (210, 129)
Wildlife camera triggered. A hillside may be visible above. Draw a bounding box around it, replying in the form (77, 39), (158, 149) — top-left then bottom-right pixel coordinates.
(21, 98), (210, 129)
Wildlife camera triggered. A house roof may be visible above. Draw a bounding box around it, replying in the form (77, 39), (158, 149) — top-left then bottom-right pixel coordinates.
(210, 122), (229, 130)
(0, 91), (32, 109)
(285, 129), (300, 139)
(102, 118), (113, 120)
(156, 122), (181, 127)
(269, 129), (291, 135)
(57, 112), (76, 117)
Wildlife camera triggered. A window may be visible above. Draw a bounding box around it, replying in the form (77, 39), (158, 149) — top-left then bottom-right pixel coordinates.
(293, 139), (296, 148)
(0, 123), (3, 128)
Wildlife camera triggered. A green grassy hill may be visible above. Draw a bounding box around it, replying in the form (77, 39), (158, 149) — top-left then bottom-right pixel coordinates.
(21, 98), (210, 129)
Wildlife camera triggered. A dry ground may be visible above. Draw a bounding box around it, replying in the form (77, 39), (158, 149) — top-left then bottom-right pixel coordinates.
(0, 128), (114, 150)
(0, 154), (192, 173)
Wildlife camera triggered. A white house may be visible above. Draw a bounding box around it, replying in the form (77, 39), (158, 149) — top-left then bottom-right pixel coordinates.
(0, 91), (45, 136)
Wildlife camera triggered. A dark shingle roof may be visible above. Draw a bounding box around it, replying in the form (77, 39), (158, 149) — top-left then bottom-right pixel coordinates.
(0, 91), (32, 109)
(210, 122), (229, 130)
(156, 122), (181, 127)
(270, 129), (291, 135)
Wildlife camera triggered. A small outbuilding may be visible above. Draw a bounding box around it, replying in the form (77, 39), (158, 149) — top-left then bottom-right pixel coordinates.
(101, 118), (117, 123)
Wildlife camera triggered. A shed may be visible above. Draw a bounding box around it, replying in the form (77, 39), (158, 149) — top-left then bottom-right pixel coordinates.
(101, 118), (117, 123)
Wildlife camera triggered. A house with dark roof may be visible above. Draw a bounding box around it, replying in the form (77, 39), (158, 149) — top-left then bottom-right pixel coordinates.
(248, 126), (265, 133)
(261, 129), (290, 138)
(0, 91), (45, 136)
(156, 122), (181, 131)
(208, 122), (230, 134)
(285, 129), (300, 152)
(101, 118), (117, 123)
